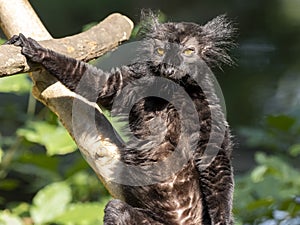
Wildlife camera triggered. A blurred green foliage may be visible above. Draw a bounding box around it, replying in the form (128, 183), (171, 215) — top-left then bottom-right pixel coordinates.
(234, 114), (300, 224)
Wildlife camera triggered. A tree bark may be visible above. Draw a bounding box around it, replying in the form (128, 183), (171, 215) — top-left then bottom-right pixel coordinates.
(0, 0), (133, 191)
(0, 12), (133, 77)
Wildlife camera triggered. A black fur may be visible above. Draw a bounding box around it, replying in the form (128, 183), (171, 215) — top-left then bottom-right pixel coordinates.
(6, 11), (236, 225)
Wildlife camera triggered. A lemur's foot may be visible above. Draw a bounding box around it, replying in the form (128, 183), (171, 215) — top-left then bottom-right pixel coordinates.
(5, 33), (45, 63)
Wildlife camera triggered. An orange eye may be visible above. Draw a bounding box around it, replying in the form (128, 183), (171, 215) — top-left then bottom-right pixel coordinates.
(183, 47), (195, 56)
(156, 47), (165, 55)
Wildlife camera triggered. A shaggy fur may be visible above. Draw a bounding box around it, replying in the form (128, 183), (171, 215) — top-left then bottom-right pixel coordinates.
(6, 11), (236, 225)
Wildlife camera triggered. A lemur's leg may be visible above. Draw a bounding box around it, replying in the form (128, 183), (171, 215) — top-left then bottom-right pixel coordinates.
(104, 199), (162, 225)
(196, 141), (234, 225)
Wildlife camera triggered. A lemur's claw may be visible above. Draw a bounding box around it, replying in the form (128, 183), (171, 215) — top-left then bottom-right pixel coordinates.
(5, 33), (45, 63)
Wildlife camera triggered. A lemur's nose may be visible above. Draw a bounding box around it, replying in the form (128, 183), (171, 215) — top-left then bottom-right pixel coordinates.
(164, 67), (175, 76)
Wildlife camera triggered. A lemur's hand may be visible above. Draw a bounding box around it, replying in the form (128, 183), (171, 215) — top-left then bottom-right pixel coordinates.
(6, 33), (46, 63)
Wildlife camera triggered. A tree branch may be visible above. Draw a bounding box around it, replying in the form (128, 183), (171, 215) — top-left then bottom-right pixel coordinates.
(0, 0), (133, 193)
(0, 13), (133, 77)
(0, 0), (52, 40)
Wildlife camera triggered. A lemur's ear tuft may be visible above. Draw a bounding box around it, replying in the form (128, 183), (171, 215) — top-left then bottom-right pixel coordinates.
(137, 9), (162, 37)
(200, 15), (237, 67)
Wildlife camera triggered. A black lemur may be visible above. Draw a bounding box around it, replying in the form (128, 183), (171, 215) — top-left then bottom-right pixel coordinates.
(6, 11), (236, 225)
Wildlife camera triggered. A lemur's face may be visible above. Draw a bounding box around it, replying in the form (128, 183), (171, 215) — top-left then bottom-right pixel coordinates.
(149, 38), (201, 79)
(140, 22), (214, 80)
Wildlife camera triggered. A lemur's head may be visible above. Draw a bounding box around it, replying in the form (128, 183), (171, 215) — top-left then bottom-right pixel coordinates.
(138, 10), (236, 80)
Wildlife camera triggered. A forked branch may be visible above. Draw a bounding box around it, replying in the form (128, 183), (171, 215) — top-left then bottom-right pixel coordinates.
(0, 0), (133, 187)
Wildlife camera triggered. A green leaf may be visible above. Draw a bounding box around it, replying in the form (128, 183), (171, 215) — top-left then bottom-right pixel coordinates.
(251, 165), (268, 182)
(11, 202), (31, 217)
(0, 74), (31, 94)
(266, 114), (296, 131)
(0, 211), (23, 225)
(0, 179), (20, 191)
(54, 202), (106, 225)
(246, 197), (274, 210)
(254, 152), (268, 164)
(17, 121), (77, 155)
(19, 152), (59, 171)
(30, 182), (72, 225)
(289, 144), (300, 156)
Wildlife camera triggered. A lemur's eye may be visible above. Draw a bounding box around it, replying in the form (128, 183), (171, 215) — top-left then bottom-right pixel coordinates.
(155, 47), (165, 56)
(183, 47), (195, 56)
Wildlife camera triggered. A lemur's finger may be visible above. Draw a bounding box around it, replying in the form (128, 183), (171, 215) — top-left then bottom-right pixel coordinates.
(5, 34), (21, 45)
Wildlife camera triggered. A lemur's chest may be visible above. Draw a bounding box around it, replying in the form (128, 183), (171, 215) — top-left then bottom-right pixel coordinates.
(129, 97), (180, 140)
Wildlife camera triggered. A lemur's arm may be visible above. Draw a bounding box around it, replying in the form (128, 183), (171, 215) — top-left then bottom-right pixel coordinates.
(7, 34), (89, 91)
(6, 34), (127, 108)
